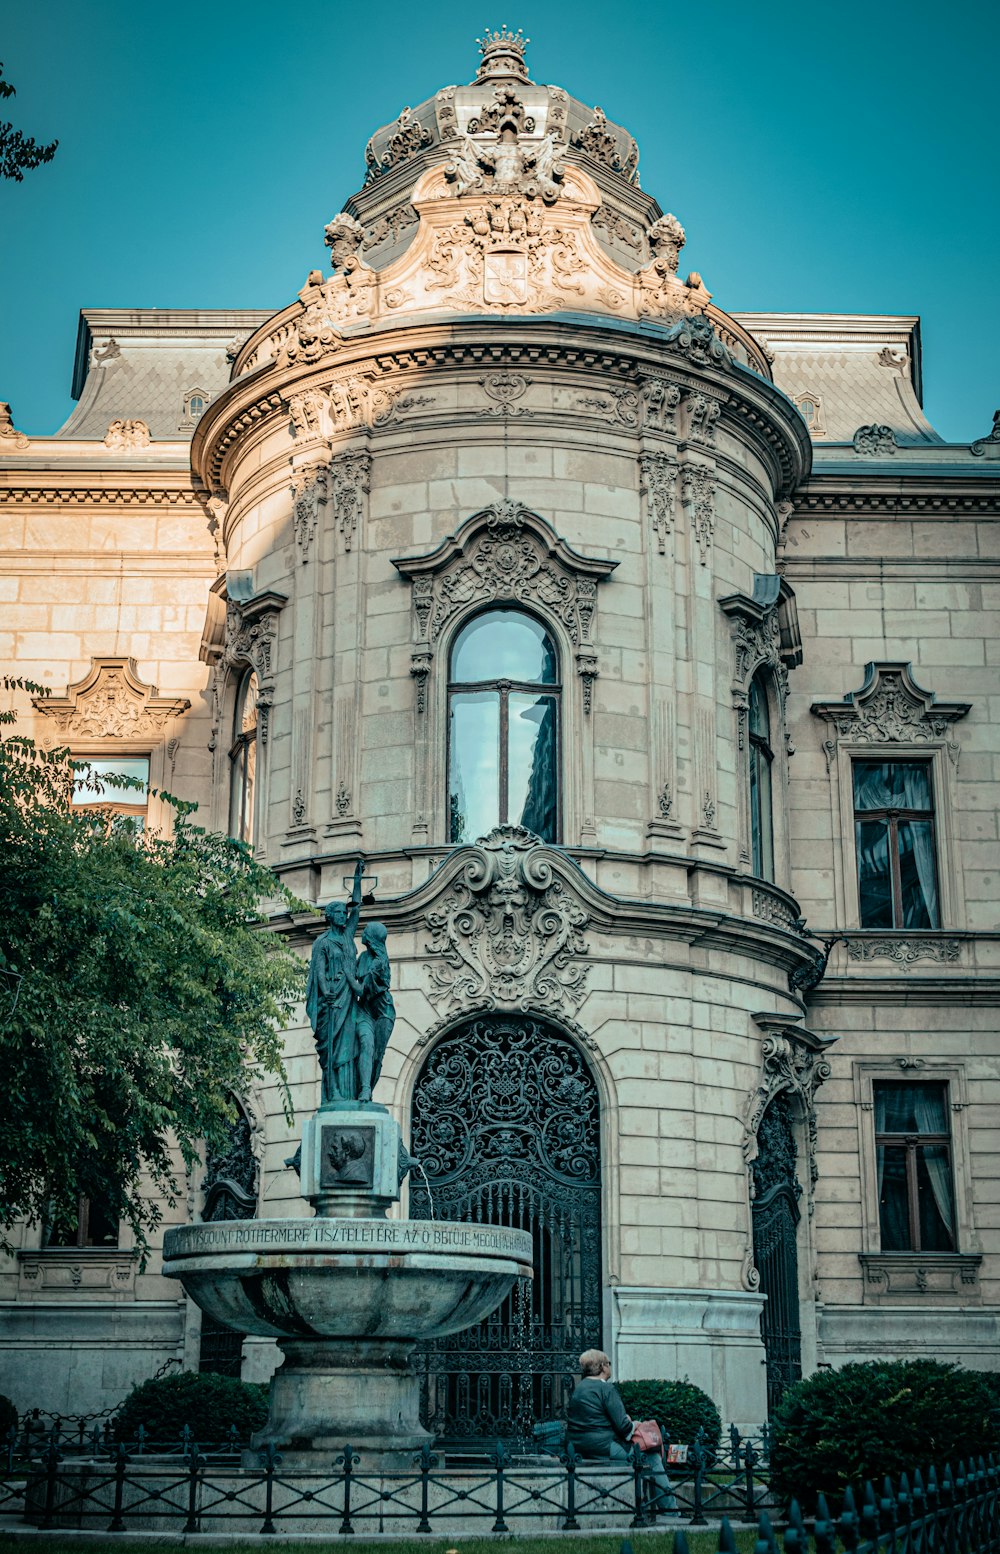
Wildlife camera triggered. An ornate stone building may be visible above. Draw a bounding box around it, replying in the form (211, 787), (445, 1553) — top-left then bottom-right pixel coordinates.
(1, 31), (998, 1432)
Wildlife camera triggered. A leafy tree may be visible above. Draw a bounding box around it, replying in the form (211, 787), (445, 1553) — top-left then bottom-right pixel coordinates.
(1, 63), (58, 181)
(0, 678), (305, 1254)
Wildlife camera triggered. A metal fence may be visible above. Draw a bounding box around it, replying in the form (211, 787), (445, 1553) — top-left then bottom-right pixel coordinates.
(5, 1420), (995, 1548)
(2, 1420), (772, 1535)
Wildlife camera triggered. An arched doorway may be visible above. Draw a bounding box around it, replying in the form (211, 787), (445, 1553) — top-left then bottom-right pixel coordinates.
(409, 1016), (602, 1446)
(751, 1091), (802, 1415)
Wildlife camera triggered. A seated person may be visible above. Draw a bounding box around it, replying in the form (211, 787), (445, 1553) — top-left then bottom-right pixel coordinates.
(566, 1349), (677, 1513)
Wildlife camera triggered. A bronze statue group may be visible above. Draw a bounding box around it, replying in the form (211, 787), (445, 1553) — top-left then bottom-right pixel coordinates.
(305, 861), (396, 1105)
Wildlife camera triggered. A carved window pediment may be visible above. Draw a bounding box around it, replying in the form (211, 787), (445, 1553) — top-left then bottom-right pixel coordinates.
(33, 658), (190, 741)
(393, 502), (617, 714)
(811, 662), (970, 765)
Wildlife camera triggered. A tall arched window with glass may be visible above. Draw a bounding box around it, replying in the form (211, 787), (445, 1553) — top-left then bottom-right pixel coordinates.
(749, 672), (774, 881)
(229, 671), (258, 845)
(448, 609), (559, 844)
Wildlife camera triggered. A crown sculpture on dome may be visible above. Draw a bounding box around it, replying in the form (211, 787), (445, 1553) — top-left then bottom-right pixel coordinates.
(476, 24), (531, 82)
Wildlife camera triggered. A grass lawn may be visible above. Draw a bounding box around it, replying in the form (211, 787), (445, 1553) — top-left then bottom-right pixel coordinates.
(0, 1530), (762, 1553)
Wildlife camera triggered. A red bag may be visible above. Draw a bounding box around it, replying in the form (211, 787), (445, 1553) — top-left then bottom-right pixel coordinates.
(630, 1418), (664, 1454)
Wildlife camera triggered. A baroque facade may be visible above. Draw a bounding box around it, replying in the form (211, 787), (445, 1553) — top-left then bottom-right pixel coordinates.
(1, 31), (998, 1432)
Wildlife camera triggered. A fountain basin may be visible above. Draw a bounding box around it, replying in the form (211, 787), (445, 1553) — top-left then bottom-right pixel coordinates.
(163, 1217), (533, 1464)
(163, 1217), (533, 1341)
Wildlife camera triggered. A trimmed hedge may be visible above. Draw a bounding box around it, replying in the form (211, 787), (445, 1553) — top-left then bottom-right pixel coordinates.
(0, 1394), (16, 1438)
(770, 1359), (1000, 1506)
(617, 1378), (722, 1459)
(113, 1371), (268, 1444)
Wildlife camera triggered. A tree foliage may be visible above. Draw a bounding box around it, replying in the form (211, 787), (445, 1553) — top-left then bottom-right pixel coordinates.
(770, 1358), (1000, 1506)
(0, 63), (58, 181)
(0, 678), (305, 1254)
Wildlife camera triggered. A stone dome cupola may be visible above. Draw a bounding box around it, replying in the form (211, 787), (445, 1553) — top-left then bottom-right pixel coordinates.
(347, 29), (659, 273)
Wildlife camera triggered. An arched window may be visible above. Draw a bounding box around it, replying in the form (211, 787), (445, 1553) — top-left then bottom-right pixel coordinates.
(749, 672), (774, 881)
(447, 609), (559, 844)
(229, 671), (258, 844)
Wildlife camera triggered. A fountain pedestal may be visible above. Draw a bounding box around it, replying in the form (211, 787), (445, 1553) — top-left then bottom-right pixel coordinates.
(162, 1106), (532, 1467)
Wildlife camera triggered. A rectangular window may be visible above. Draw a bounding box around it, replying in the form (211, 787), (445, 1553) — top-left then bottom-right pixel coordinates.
(853, 760), (939, 928)
(72, 756), (150, 828)
(874, 1082), (955, 1252)
(45, 1194), (119, 1249)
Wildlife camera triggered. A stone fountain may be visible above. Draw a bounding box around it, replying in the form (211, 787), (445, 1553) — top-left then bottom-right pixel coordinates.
(163, 863), (532, 1466)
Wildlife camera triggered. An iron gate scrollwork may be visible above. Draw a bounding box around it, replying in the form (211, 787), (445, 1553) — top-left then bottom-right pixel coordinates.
(409, 1017), (602, 1447)
(751, 1092), (802, 1416)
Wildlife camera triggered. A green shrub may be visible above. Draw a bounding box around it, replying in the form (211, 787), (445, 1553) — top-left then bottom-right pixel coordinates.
(771, 1359), (1000, 1508)
(113, 1371), (268, 1444)
(617, 1378), (722, 1459)
(0, 1394), (16, 1439)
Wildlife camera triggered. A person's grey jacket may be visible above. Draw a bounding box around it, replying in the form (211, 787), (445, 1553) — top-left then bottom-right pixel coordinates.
(566, 1376), (633, 1457)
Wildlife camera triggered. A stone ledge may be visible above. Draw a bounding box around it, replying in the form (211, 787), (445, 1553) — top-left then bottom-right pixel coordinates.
(17, 1248), (138, 1297)
(859, 1251), (982, 1302)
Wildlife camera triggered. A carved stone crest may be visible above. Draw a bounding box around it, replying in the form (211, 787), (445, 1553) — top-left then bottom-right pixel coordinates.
(424, 826), (590, 1016)
(32, 658), (190, 740)
(853, 423), (898, 456)
(811, 663), (970, 769)
(484, 251), (529, 304)
(104, 419), (150, 450)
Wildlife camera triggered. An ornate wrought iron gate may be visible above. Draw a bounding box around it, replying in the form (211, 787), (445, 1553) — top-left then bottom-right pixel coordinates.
(409, 1016), (602, 1446)
(751, 1092), (802, 1415)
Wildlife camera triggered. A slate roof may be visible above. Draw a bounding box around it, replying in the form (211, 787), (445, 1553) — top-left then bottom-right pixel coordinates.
(733, 313), (943, 446)
(58, 310), (274, 442)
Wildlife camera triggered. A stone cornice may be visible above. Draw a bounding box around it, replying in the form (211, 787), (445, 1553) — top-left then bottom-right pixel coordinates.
(192, 318), (809, 499)
(0, 474), (204, 508)
(268, 837), (821, 986)
(789, 477), (998, 516)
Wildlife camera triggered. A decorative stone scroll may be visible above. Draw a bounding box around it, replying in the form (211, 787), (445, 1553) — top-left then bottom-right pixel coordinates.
(392, 502), (617, 715)
(811, 662), (970, 770)
(424, 826), (590, 1016)
(32, 658), (190, 740)
(844, 936), (962, 969)
(0, 403), (29, 449)
(680, 463), (716, 565)
(639, 452), (678, 553)
(853, 423), (898, 456)
(328, 451), (371, 552)
(743, 1015), (837, 1201)
(104, 418), (150, 450)
(291, 461), (328, 563)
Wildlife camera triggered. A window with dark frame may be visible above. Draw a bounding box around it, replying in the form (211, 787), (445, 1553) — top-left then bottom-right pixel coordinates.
(874, 1081), (956, 1252)
(853, 759), (939, 929)
(229, 671), (258, 845)
(447, 609), (560, 845)
(45, 1194), (119, 1249)
(748, 672), (774, 881)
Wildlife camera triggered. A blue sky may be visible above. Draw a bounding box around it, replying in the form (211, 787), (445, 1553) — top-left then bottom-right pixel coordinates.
(1, 0), (997, 441)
